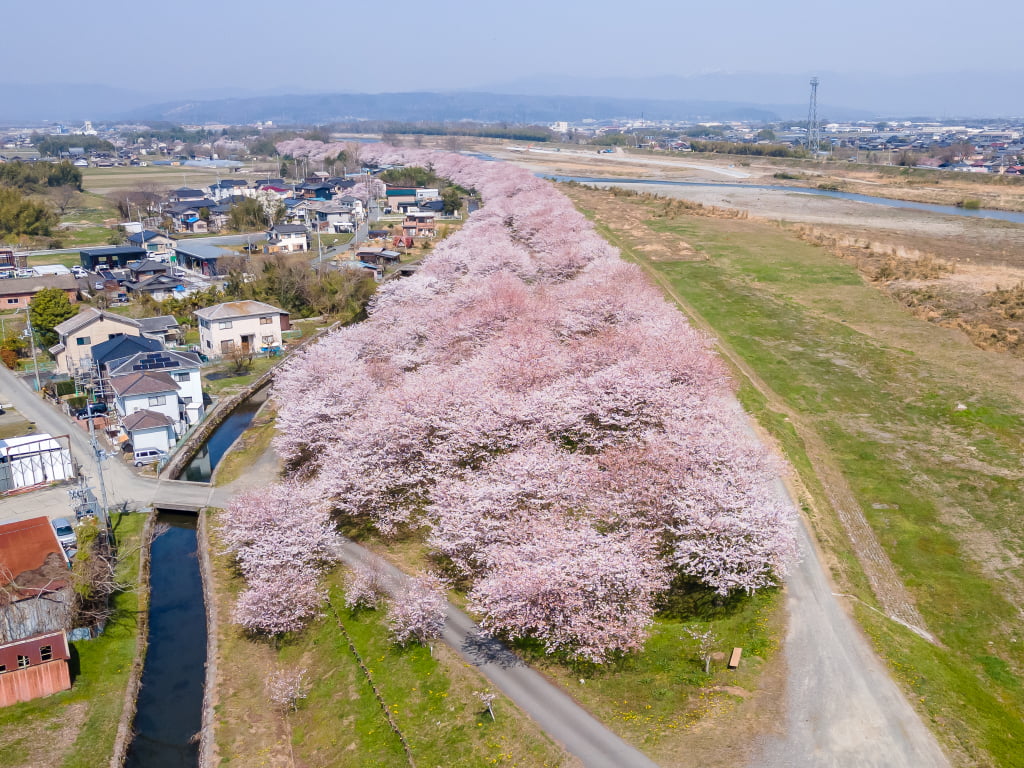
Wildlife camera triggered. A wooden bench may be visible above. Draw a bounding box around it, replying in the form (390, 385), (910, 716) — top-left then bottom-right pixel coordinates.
(728, 647), (742, 670)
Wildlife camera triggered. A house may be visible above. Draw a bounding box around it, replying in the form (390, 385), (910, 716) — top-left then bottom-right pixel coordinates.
(80, 246), (147, 271)
(208, 179), (248, 202)
(107, 350), (204, 426)
(402, 211), (436, 239)
(49, 308), (143, 375)
(88, 334), (164, 399)
(163, 200), (218, 233)
(296, 182), (333, 200)
(0, 275), (79, 310)
(174, 242), (234, 277)
(126, 230), (176, 255)
(385, 187), (418, 209)
(0, 434), (75, 491)
(313, 203), (356, 233)
(135, 315), (182, 345)
(168, 187), (208, 202)
(124, 274), (189, 301)
(195, 300), (290, 357)
(109, 371), (183, 451)
(354, 247), (401, 266)
(265, 224), (309, 254)
(0, 517), (74, 707)
(127, 259), (169, 282)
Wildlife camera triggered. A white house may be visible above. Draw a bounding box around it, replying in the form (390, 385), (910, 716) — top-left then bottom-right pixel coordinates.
(194, 300), (290, 358)
(265, 224), (309, 254)
(107, 350), (205, 426)
(109, 371), (183, 452)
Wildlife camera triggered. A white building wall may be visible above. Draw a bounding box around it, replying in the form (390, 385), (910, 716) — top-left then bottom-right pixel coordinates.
(199, 314), (284, 357)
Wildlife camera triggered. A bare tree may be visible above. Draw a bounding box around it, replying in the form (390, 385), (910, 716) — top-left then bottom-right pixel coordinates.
(51, 186), (81, 217)
(684, 626), (719, 674)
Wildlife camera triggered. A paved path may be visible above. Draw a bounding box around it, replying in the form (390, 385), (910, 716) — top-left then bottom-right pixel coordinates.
(748, 481), (949, 768)
(337, 540), (659, 768)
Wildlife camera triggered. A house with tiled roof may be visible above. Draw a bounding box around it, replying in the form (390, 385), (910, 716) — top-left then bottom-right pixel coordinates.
(0, 275), (79, 310)
(108, 350), (204, 426)
(49, 308), (143, 375)
(195, 300), (290, 358)
(109, 370), (182, 452)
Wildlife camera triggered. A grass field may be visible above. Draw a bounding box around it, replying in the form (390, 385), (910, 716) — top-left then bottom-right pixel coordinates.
(209, 537), (574, 767)
(0, 512), (148, 768)
(566, 185), (1024, 767)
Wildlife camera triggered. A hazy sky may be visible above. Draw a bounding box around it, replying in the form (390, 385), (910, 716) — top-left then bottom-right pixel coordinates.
(6, 0), (1023, 95)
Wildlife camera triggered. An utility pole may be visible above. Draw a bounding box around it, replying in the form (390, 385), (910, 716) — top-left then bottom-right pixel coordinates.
(22, 308), (41, 392)
(86, 413), (111, 531)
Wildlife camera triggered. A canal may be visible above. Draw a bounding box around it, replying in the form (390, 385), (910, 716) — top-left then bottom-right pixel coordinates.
(124, 513), (206, 768)
(180, 389), (268, 483)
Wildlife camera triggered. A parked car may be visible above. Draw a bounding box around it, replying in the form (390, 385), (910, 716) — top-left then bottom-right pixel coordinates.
(75, 402), (108, 419)
(133, 448), (167, 467)
(51, 517), (77, 551)
(71, 266), (88, 278)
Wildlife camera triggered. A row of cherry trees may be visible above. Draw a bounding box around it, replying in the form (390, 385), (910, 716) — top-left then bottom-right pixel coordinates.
(231, 143), (796, 660)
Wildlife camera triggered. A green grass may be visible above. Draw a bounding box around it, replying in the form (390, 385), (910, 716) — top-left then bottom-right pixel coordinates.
(572, 188), (1024, 767)
(26, 252), (81, 269)
(515, 588), (781, 758)
(201, 356), (278, 395)
(212, 559), (570, 767)
(0, 512), (148, 768)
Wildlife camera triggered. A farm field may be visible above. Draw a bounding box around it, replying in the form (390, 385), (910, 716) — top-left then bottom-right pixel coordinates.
(564, 184), (1024, 767)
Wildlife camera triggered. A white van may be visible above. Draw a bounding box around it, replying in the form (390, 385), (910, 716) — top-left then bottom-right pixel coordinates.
(133, 448), (167, 467)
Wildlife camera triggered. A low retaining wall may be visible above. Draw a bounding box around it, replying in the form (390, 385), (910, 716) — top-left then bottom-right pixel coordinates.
(196, 511), (219, 768)
(109, 511), (156, 768)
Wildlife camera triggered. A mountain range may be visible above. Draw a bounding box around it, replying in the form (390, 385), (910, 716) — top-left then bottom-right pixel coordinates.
(1, 71), (1020, 126)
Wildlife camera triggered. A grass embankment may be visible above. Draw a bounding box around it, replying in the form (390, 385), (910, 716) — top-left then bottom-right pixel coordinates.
(352, 524), (785, 766)
(208, 531), (573, 767)
(212, 405), (277, 487)
(0, 512), (149, 768)
(566, 185), (1024, 767)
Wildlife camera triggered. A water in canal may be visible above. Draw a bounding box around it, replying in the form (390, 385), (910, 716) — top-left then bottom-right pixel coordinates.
(124, 513), (206, 768)
(180, 390), (268, 483)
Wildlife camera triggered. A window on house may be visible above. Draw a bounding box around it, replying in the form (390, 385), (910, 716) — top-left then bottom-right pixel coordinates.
(6, 298), (18, 304)
(17, 655), (29, 669)
(39, 645), (52, 661)
(76, 337), (91, 345)
(172, 372), (189, 382)
(205, 339), (212, 349)
(108, 333), (124, 340)
(0, 664), (6, 672)
(220, 340), (235, 353)
(259, 316), (273, 325)
(181, 396), (192, 404)
(147, 395), (166, 406)
(217, 320), (232, 329)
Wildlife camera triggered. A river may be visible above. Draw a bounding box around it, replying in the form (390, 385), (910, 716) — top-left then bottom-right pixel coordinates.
(539, 174), (1024, 224)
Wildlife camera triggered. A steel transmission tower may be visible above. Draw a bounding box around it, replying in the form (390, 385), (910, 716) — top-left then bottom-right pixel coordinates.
(806, 76), (820, 156)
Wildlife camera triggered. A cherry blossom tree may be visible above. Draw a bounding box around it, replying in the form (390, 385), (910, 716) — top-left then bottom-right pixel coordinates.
(265, 143), (798, 661)
(468, 517), (670, 663)
(343, 560), (391, 610)
(386, 573), (448, 646)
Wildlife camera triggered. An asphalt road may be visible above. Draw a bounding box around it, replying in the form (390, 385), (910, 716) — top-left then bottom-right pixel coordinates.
(337, 539), (659, 768)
